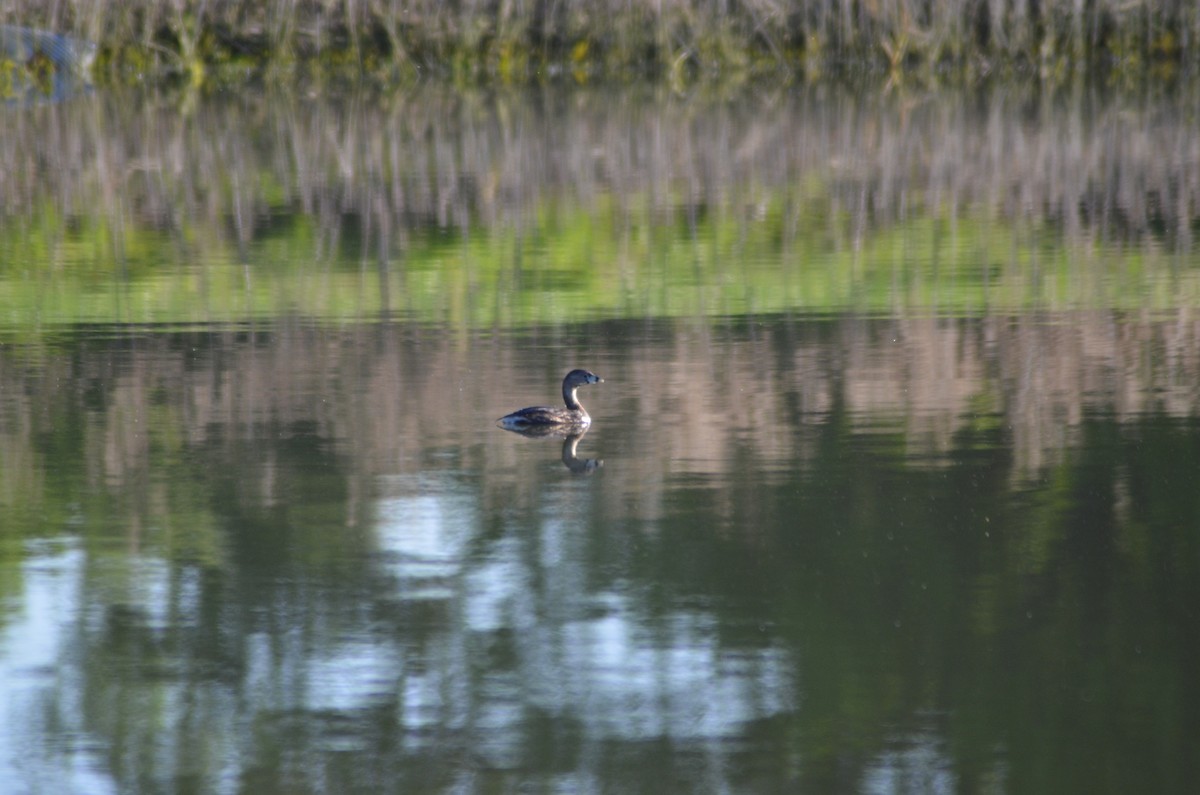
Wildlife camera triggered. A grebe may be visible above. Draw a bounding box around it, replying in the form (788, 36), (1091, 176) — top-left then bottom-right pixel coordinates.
(497, 369), (603, 429)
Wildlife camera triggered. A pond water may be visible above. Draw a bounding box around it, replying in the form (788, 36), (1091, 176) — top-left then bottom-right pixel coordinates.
(0, 81), (1198, 794)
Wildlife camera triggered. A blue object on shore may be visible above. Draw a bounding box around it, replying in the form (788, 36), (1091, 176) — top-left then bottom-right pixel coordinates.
(0, 25), (96, 102)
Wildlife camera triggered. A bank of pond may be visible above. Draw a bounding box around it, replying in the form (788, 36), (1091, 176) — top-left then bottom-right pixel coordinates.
(2, 0), (1197, 91)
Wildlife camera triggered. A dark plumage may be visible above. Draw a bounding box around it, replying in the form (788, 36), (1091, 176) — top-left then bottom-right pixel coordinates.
(497, 369), (603, 429)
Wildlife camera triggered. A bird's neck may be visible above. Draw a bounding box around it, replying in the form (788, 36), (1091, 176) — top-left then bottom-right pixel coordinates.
(564, 385), (583, 411)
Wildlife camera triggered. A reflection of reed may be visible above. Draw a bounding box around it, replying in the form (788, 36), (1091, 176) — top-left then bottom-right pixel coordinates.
(3, 313), (1200, 530)
(2, 84), (1196, 260)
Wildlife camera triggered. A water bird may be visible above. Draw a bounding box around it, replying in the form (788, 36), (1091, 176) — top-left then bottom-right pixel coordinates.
(496, 369), (603, 430)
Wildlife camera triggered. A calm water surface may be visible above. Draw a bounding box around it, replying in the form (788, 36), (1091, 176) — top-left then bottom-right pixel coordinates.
(0, 82), (1198, 794)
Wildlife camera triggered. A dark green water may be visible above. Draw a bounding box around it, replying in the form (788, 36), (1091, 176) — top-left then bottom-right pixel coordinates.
(0, 83), (1198, 793)
(0, 317), (1197, 793)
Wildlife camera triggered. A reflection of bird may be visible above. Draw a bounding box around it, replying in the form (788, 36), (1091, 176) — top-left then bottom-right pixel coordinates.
(496, 369), (603, 430)
(560, 432), (603, 474)
(498, 424), (603, 475)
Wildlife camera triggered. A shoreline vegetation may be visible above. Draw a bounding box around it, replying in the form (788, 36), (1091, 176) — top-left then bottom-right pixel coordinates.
(1, 0), (1197, 88)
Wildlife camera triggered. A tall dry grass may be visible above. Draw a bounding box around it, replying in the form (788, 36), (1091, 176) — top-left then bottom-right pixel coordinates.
(0, 0), (1196, 80)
